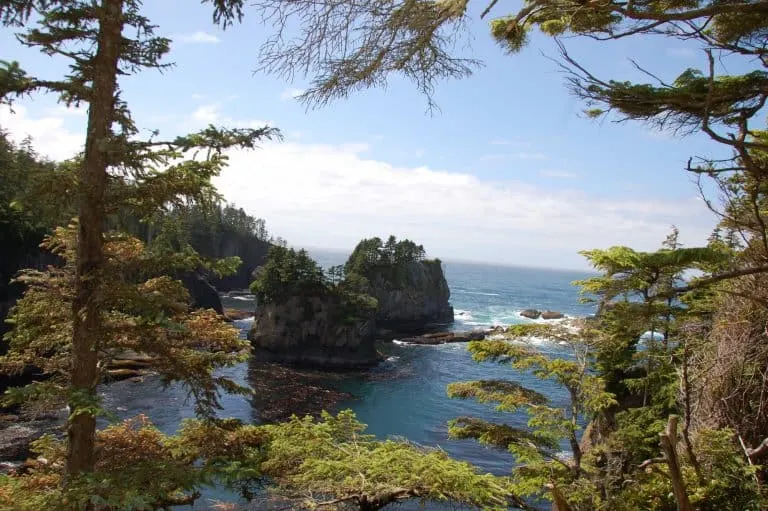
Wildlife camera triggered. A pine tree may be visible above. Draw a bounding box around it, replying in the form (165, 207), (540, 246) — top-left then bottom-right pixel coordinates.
(259, 410), (519, 511)
(447, 322), (616, 509)
(0, 0), (277, 482)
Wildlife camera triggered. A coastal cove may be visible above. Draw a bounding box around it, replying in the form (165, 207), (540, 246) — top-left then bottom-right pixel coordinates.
(97, 255), (596, 510)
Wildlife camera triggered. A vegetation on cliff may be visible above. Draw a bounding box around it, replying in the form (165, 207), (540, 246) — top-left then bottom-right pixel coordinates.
(343, 236), (452, 329)
(250, 246), (328, 305)
(345, 236), (431, 282)
(250, 245), (378, 322)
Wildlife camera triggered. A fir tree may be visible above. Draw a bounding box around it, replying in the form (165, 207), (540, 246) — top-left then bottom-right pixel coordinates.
(0, 0), (277, 484)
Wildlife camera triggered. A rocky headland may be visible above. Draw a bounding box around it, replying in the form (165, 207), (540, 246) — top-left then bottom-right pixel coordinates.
(367, 259), (454, 333)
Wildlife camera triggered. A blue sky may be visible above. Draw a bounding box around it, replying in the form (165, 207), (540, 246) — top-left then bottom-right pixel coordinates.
(0, 1), (734, 269)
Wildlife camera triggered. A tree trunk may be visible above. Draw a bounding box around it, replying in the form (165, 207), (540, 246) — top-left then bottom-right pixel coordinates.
(66, 0), (124, 477)
(659, 415), (694, 511)
(550, 483), (573, 511)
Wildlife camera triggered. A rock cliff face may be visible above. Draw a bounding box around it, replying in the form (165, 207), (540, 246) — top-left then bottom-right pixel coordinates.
(180, 272), (224, 315)
(204, 236), (271, 292)
(248, 295), (378, 369)
(368, 260), (453, 332)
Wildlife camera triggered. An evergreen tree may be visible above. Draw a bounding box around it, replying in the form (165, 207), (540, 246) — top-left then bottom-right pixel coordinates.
(0, 0), (277, 483)
(260, 410), (519, 511)
(447, 322), (616, 509)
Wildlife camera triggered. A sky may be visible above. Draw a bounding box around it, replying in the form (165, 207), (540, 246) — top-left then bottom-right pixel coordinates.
(0, 1), (738, 270)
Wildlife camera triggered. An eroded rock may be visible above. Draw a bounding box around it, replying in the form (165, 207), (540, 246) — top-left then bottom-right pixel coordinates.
(249, 295), (379, 369)
(397, 329), (489, 345)
(520, 309), (541, 319)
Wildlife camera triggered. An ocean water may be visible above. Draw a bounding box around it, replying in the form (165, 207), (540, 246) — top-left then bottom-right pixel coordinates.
(99, 254), (597, 510)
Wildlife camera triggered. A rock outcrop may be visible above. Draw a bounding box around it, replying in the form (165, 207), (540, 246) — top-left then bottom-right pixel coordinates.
(541, 310), (565, 320)
(181, 272), (224, 315)
(248, 295), (379, 369)
(0, 411), (64, 462)
(396, 329), (488, 345)
(520, 309), (541, 319)
(368, 260), (453, 333)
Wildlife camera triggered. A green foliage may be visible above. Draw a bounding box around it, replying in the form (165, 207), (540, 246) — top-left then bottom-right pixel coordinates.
(688, 429), (764, 510)
(448, 416), (556, 451)
(344, 235), (430, 284)
(250, 246), (327, 304)
(0, 415), (270, 510)
(261, 410), (517, 510)
(447, 379), (547, 412)
(117, 201), (275, 290)
(601, 427), (765, 511)
(1, 225), (251, 418)
(251, 245), (379, 325)
(449, 330), (616, 505)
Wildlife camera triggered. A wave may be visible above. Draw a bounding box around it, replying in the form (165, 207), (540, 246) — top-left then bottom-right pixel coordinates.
(454, 309), (474, 321)
(230, 295), (255, 302)
(392, 340), (408, 345)
(454, 290), (501, 297)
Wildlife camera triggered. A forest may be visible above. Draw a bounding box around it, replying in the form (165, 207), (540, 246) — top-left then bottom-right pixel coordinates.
(1, 0), (767, 510)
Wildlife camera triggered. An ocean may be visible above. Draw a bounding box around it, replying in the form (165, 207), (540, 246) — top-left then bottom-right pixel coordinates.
(99, 253), (597, 510)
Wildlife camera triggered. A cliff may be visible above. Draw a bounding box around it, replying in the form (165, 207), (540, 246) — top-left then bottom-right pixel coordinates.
(367, 259), (454, 332)
(248, 294), (378, 369)
(200, 234), (271, 292)
(345, 236), (454, 333)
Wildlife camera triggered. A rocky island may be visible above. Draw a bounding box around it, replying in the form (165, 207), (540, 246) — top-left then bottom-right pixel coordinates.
(345, 236), (454, 333)
(248, 246), (380, 369)
(248, 236), (454, 368)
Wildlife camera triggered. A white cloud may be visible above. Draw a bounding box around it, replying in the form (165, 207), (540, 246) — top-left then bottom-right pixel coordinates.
(215, 142), (715, 268)
(47, 104), (87, 117)
(0, 105), (715, 269)
(192, 104), (221, 123)
(0, 105), (83, 161)
(280, 88), (306, 101)
(189, 104), (272, 130)
(175, 31), (220, 44)
(540, 169), (576, 179)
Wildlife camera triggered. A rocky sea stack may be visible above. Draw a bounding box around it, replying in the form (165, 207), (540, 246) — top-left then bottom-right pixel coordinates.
(248, 236), (454, 368)
(346, 236), (453, 333)
(249, 295), (378, 369)
(248, 246), (379, 369)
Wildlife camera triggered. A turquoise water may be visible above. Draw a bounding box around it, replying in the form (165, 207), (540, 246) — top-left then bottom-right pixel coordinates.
(100, 255), (596, 509)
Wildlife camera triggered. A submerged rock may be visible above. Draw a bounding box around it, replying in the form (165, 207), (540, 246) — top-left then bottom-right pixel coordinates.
(248, 295), (379, 369)
(520, 309), (541, 319)
(248, 362), (354, 422)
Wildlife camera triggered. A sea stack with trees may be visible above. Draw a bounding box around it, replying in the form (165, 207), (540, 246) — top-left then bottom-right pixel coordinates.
(248, 236), (454, 368)
(346, 236), (454, 333)
(248, 246), (380, 369)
